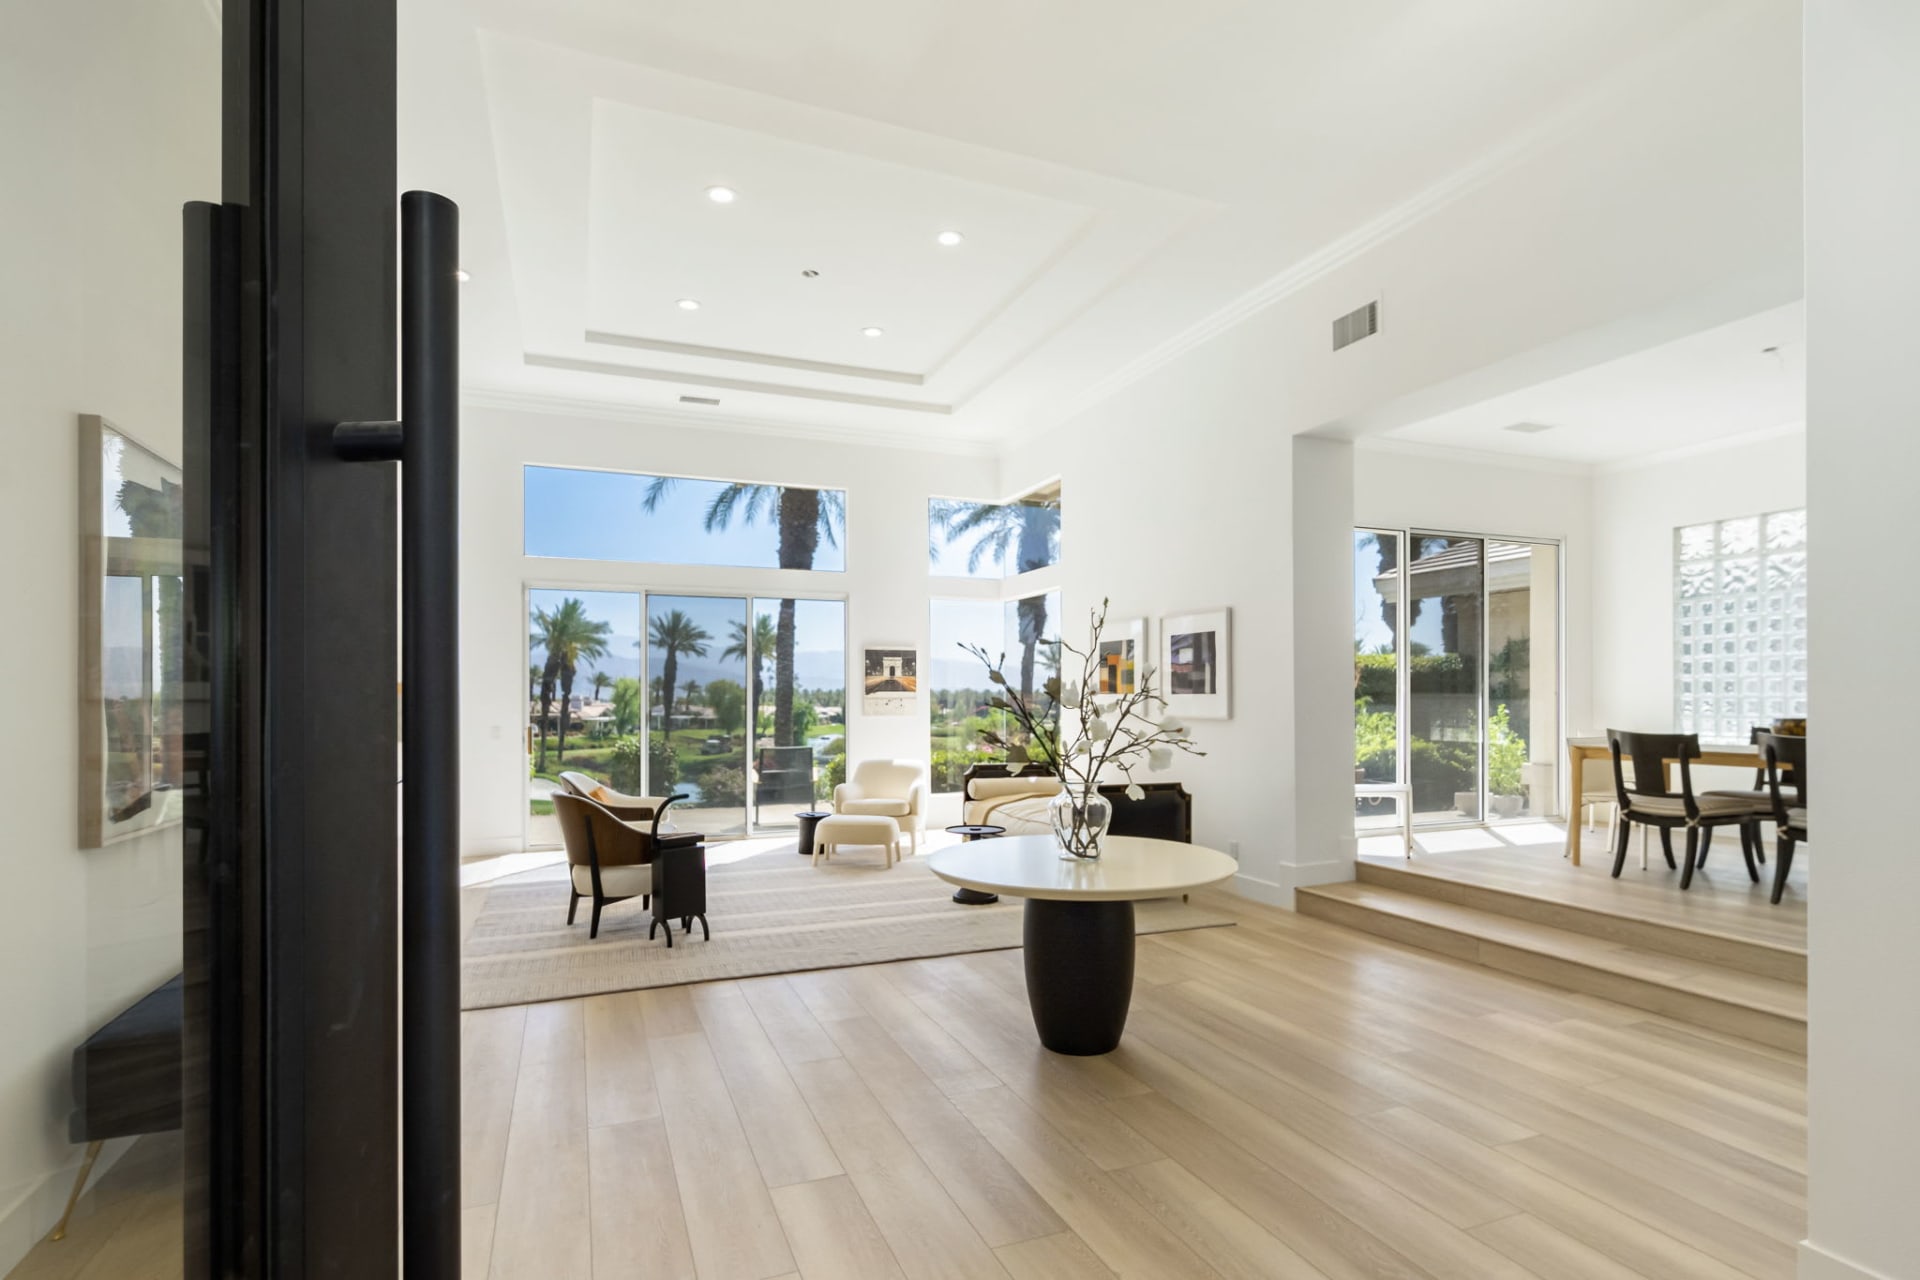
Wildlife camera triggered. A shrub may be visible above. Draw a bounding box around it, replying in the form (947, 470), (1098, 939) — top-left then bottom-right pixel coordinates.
(1488, 703), (1528, 796)
(609, 736), (646, 793)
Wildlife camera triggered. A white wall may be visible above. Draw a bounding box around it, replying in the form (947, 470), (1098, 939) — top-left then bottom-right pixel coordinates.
(1802, 4), (1920, 1277)
(458, 403), (999, 853)
(0, 0), (217, 1268)
(1591, 428), (1806, 736)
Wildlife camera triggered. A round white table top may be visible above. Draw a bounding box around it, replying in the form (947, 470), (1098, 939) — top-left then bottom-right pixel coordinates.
(927, 835), (1238, 902)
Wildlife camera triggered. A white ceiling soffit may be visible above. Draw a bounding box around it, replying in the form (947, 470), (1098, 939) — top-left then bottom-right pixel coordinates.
(423, 0), (1742, 444)
(1380, 300), (1806, 466)
(476, 31), (1206, 431)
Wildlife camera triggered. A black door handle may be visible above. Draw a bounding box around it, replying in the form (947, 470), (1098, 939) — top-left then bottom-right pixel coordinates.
(332, 189), (461, 1279)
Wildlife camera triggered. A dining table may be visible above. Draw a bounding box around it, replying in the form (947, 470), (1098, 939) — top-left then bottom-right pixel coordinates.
(1562, 736), (1768, 864)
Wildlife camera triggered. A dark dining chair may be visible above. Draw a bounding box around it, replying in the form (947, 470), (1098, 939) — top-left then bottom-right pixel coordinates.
(1607, 730), (1760, 890)
(1696, 725), (1777, 868)
(1757, 730), (1808, 904)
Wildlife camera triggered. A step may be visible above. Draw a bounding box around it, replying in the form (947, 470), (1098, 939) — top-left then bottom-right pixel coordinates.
(1295, 881), (1806, 1053)
(1356, 858), (1805, 984)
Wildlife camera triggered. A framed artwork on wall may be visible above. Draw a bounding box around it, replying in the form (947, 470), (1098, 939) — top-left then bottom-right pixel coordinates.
(1097, 616), (1149, 697)
(862, 645), (919, 716)
(80, 414), (186, 846)
(1159, 608), (1231, 719)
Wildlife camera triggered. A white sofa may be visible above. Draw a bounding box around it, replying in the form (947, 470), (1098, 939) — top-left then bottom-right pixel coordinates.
(833, 760), (925, 853)
(962, 774), (1063, 835)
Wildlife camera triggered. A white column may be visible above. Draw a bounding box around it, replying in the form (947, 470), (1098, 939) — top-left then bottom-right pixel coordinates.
(1803, 4), (1920, 1277)
(1288, 436), (1357, 896)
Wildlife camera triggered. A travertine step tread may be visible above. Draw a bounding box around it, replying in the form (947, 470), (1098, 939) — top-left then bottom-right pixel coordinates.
(1299, 881), (1805, 1022)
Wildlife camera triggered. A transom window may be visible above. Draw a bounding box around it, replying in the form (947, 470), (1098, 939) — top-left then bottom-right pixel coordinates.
(1674, 508), (1807, 739)
(929, 480), (1061, 578)
(524, 465), (846, 572)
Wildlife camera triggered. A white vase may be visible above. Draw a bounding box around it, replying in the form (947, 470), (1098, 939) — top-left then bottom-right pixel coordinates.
(1049, 786), (1113, 860)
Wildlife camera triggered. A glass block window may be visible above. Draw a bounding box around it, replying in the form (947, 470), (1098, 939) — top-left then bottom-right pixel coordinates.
(1674, 509), (1807, 740)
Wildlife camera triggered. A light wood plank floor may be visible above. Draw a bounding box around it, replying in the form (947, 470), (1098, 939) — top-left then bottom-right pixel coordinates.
(1359, 821), (1807, 952)
(6, 882), (1804, 1280)
(466, 887), (1806, 1280)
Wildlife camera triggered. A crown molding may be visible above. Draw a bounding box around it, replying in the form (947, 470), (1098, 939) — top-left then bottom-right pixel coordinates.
(460, 386), (998, 457)
(1351, 435), (1594, 477)
(1593, 420), (1805, 474)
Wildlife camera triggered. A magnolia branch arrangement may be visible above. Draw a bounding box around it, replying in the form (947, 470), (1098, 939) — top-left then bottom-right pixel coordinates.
(962, 598), (1205, 814)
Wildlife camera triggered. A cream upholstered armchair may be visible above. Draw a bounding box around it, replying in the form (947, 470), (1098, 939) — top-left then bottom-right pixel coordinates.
(834, 760), (924, 853)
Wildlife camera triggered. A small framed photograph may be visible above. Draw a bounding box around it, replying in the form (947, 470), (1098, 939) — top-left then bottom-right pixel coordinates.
(1096, 617), (1148, 697)
(861, 646), (919, 716)
(1160, 608), (1231, 719)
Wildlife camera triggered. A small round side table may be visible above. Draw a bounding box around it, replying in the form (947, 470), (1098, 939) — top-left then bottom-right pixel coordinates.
(793, 810), (832, 857)
(943, 824), (1006, 904)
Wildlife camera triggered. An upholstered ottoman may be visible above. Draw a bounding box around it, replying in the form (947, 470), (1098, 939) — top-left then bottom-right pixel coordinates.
(812, 814), (902, 867)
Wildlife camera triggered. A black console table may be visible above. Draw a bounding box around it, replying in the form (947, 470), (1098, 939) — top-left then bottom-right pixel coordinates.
(649, 833), (709, 946)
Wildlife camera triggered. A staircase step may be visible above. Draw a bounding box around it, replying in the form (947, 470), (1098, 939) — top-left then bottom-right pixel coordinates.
(1295, 881), (1805, 1053)
(1355, 858), (1805, 983)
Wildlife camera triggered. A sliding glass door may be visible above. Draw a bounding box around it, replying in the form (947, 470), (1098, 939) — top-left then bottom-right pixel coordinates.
(526, 588), (844, 845)
(1354, 529), (1562, 831)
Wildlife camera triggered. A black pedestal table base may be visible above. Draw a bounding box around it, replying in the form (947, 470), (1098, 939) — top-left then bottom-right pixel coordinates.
(1022, 898), (1135, 1055)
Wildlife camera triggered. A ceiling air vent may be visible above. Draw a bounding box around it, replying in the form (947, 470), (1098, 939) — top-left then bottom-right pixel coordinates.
(679, 395), (721, 406)
(1331, 300), (1379, 351)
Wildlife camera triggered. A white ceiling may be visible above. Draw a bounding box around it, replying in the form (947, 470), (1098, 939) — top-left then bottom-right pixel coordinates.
(402, 0), (1734, 445)
(1379, 301), (1806, 466)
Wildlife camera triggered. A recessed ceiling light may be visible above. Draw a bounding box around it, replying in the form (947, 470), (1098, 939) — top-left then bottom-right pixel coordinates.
(861, 326), (885, 338)
(705, 185), (736, 204)
(936, 230), (964, 247)
(677, 298), (701, 311)
(453, 269), (471, 283)
(801, 268), (820, 278)
(1502, 421), (1556, 434)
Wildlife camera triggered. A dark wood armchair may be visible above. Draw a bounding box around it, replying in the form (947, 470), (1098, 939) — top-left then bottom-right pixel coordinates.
(552, 791), (659, 939)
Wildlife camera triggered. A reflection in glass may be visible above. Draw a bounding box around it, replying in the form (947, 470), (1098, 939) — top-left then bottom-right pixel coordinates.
(527, 590), (642, 848)
(929, 599), (1007, 792)
(928, 482), (1061, 579)
(649, 595), (749, 835)
(1353, 530), (1403, 834)
(524, 466), (847, 571)
(1407, 535), (1484, 824)
(749, 598), (847, 828)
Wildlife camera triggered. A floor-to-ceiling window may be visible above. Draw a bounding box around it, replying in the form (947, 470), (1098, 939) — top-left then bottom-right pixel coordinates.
(1355, 528), (1562, 830)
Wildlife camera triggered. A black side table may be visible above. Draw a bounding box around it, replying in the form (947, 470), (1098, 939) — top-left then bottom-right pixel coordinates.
(649, 833), (709, 947)
(943, 825), (1006, 904)
(793, 810), (832, 857)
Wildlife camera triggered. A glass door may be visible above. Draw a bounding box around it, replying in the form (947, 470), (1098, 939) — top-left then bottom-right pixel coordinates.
(749, 597), (848, 828)
(527, 589), (644, 848)
(1353, 530), (1407, 836)
(1487, 541), (1562, 820)
(647, 594), (750, 835)
(1408, 535), (1486, 824)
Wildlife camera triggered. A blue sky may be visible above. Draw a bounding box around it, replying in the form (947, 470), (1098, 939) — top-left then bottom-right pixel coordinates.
(525, 466), (846, 571)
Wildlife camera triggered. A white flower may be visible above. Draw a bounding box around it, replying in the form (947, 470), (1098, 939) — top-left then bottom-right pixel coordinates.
(1148, 745), (1174, 771)
(1158, 716), (1187, 738)
(1058, 681), (1082, 708)
(1125, 782), (1146, 802)
(1073, 739), (1094, 756)
(1085, 716), (1111, 742)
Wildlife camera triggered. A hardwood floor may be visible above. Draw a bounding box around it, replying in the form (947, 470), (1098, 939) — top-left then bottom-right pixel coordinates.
(4, 877), (1803, 1279)
(464, 888), (1806, 1280)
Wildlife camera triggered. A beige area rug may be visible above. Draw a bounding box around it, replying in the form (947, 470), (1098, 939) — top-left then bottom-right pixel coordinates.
(461, 847), (1234, 1010)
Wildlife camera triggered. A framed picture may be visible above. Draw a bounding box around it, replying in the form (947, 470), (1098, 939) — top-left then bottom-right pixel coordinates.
(1160, 608), (1231, 719)
(861, 645), (919, 716)
(80, 415), (185, 846)
(1096, 617), (1149, 697)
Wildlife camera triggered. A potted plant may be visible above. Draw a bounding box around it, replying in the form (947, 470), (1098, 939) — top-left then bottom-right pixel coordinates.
(964, 599), (1204, 859)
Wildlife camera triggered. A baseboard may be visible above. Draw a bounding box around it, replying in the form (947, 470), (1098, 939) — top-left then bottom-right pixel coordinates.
(1800, 1239), (1903, 1280)
(0, 1137), (137, 1275)
(1229, 858), (1355, 910)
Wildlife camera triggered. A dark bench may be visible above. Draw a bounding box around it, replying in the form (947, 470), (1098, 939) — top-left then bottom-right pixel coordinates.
(959, 763), (1193, 843)
(53, 974), (182, 1240)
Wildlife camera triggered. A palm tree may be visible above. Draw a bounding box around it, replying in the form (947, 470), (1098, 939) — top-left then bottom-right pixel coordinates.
(723, 612), (779, 731)
(643, 479), (845, 745)
(932, 496), (1062, 701)
(648, 609), (712, 732)
(682, 680), (702, 724)
(587, 669), (610, 702)
(531, 598), (613, 767)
